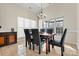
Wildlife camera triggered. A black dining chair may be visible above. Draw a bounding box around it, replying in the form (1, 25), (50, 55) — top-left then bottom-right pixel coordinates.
(47, 29), (53, 34)
(31, 29), (41, 54)
(24, 29), (32, 49)
(40, 29), (45, 33)
(49, 28), (67, 56)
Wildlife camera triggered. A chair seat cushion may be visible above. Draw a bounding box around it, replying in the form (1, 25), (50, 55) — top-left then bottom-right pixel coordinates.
(49, 39), (61, 46)
(54, 40), (61, 46)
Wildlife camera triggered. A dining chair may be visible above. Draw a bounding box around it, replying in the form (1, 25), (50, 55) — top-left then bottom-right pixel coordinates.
(47, 29), (53, 34)
(24, 29), (32, 49)
(40, 29), (45, 33)
(49, 28), (67, 56)
(31, 29), (41, 54)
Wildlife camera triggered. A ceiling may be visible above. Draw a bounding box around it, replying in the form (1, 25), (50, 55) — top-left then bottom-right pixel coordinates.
(17, 3), (52, 15)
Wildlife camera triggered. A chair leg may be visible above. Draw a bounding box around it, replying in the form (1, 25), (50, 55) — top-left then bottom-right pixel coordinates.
(39, 44), (41, 54)
(52, 44), (54, 48)
(32, 40), (35, 51)
(61, 47), (64, 56)
(63, 46), (64, 52)
(39, 41), (41, 54)
(29, 42), (31, 50)
(48, 44), (50, 52)
(61, 51), (63, 56)
(48, 41), (50, 52)
(26, 40), (27, 48)
(32, 42), (34, 51)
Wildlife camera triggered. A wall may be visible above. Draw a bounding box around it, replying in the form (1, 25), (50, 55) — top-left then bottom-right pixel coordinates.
(0, 3), (36, 32)
(44, 3), (77, 45)
(77, 4), (79, 50)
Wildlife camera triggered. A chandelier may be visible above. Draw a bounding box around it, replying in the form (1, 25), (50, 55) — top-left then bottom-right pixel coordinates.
(37, 3), (47, 19)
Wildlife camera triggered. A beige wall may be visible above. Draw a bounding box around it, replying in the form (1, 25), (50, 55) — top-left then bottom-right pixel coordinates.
(77, 4), (79, 50)
(45, 3), (77, 45)
(0, 4), (36, 32)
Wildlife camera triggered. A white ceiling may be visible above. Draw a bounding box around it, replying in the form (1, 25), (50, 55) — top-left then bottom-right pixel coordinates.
(17, 3), (52, 15)
(33, 3), (50, 8)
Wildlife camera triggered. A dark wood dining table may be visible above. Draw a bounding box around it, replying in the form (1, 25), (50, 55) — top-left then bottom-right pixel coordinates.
(40, 33), (54, 54)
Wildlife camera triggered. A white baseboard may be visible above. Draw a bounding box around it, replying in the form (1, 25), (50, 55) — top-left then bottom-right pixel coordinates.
(65, 42), (78, 50)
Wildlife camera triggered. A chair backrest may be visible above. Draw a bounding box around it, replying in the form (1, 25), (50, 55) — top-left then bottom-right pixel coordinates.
(24, 29), (31, 41)
(31, 29), (40, 45)
(40, 29), (45, 33)
(60, 28), (67, 45)
(47, 29), (53, 34)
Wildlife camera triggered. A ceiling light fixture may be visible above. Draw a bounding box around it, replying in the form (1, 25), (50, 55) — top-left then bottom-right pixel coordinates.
(37, 3), (47, 19)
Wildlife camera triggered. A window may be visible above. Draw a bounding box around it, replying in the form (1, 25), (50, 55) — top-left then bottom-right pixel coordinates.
(17, 17), (37, 39)
(56, 17), (64, 35)
(17, 17), (24, 38)
(43, 19), (55, 33)
(39, 19), (43, 29)
(31, 20), (37, 29)
(24, 18), (30, 29)
(40, 17), (64, 34)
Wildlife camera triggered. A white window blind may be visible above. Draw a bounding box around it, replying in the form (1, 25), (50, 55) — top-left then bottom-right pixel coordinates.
(17, 17), (37, 38)
(24, 18), (31, 29)
(31, 20), (37, 29)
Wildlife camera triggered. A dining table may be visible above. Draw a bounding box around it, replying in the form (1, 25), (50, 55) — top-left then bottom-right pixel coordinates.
(40, 32), (55, 54)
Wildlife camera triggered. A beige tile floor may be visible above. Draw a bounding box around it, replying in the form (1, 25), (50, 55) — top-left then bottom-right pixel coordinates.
(0, 40), (79, 56)
(26, 44), (78, 56)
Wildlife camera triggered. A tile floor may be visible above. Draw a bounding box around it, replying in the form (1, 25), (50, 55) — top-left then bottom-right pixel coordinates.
(0, 40), (79, 56)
